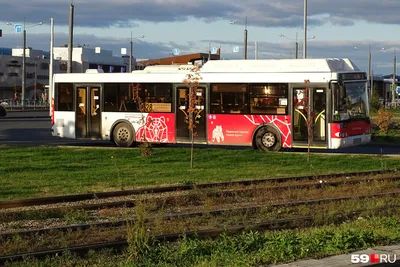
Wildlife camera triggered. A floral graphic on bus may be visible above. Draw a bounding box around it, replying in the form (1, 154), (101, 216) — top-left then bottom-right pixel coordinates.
(212, 125), (224, 143)
(136, 115), (169, 142)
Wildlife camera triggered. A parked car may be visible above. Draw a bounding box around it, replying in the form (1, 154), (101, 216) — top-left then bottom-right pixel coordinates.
(0, 104), (6, 117)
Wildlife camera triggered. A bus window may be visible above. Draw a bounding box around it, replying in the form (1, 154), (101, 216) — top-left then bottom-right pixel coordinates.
(210, 83), (248, 114)
(104, 83), (138, 112)
(249, 83), (288, 115)
(104, 83), (172, 113)
(332, 82), (368, 121)
(56, 83), (73, 111)
(139, 83), (173, 112)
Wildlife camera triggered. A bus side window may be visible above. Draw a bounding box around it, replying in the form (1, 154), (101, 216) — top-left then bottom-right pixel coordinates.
(57, 83), (73, 111)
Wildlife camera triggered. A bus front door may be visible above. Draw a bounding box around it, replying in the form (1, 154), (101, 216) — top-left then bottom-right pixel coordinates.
(76, 86), (101, 139)
(292, 87), (327, 148)
(175, 86), (206, 143)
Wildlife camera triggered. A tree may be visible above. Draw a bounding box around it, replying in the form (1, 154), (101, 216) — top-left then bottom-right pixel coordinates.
(132, 83), (153, 156)
(370, 88), (381, 112)
(295, 80), (315, 162)
(182, 64), (203, 168)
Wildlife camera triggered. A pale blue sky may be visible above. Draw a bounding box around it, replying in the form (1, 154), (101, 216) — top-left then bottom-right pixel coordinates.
(1, 0), (400, 74)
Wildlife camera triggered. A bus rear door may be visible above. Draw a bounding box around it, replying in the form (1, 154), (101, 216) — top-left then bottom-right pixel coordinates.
(175, 85), (207, 143)
(75, 85), (101, 139)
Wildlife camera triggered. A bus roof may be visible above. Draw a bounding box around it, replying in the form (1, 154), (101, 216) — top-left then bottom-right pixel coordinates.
(53, 58), (363, 84)
(199, 58), (359, 73)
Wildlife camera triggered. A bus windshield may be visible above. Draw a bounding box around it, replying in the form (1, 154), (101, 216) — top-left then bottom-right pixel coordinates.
(333, 81), (368, 121)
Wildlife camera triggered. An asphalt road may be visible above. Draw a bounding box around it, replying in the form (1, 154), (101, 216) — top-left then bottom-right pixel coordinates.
(1, 111), (400, 156)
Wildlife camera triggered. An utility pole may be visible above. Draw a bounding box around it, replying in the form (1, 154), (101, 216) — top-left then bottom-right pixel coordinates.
(255, 41), (258, 60)
(208, 42), (211, 61)
(49, 17), (54, 115)
(295, 32), (299, 59)
(67, 3), (74, 73)
(129, 32), (133, 72)
(22, 20), (26, 107)
(303, 0), (307, 59)
(244, 16), (248, 60)
(367, 45), (371, 97)
(129, 34), (144, 72)
(392, 52), (397, 107)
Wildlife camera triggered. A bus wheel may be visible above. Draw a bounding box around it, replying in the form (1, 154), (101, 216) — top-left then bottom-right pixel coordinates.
(255, 126), (282, 152)
(113, 122), (135, 147)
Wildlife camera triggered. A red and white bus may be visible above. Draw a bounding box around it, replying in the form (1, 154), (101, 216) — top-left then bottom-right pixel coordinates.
(51, 58), (371, 151)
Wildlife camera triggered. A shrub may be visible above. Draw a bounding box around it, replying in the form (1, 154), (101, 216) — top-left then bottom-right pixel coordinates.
(377, 108), (393, 135)
(369, 89), (381, 112)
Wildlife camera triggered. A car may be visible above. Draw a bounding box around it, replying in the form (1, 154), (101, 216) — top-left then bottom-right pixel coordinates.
(0, 104), (7, 117)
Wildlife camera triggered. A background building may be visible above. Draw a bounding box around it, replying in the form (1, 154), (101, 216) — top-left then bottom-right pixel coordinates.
(0, 49), (53, 100)
(0, 46), (130, 100)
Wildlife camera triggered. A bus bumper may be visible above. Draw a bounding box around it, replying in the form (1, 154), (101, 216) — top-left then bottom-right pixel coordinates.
(330, 134), (372, 149)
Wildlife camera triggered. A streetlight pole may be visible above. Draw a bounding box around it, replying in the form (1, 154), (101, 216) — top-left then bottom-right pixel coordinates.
(244, 16), (248, 60)
(280, 33), (314, 59)
(8, 20), (42, 107)
(49, 17), (54, 115)
(68, 3), (74, 73)
(129, 33), (145, 72)
(22, 20), (26, 106)
(381, 47), (397, 107)
(367, 45), (371, 97)
(303, 0), (307, 59)
(255, 41), (258, 60)
(393, 51), (397, 107)
(229, 17), (248, 60)
(295, 32), (299, 59)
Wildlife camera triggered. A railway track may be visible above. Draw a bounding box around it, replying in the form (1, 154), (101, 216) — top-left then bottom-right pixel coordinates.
(1, 174), (398, 218)
(0, 169), (396, 209)
(2, 190), (400, 239)
(0, 204), (397, 265)
(1, 172), (399, 264)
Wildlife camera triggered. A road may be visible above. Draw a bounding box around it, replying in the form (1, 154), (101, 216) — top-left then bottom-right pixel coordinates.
(1, 111), (400, 155)
(0, 111), (111, 147)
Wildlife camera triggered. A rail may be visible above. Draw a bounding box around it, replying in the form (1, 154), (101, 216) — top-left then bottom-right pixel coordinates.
(1, 189), (400, 240)
(0, 169), (396, 209)
(0, 202), (398, 265)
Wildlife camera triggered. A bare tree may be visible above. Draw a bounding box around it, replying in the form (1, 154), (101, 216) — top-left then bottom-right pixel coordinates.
(295, 80), (315, 162)
(182, 64), (203, 168)
(132, 83), (153, 156)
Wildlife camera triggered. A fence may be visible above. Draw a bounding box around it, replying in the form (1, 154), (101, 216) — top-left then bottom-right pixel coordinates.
(379, 99), (400, 109)
(0, 99), (49, 110)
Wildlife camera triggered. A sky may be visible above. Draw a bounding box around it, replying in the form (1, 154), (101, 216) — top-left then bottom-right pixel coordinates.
(1, 0), (400, 75)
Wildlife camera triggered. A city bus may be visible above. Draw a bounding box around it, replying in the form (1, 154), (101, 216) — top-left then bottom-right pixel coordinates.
(51, 58), (371, 151)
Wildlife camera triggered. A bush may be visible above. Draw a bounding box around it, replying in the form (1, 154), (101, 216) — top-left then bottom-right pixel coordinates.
(377, 108), (393, 135)
(370, 89), (381, 112)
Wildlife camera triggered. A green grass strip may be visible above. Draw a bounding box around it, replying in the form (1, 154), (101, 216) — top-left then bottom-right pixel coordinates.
(0, 146), (398, 200)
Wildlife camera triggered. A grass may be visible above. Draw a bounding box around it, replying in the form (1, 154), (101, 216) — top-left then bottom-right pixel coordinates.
(2, 194), (399, 256)
(0, 146), (398, 200)
(6, 215), (400, 267)
(370, 108), (400, 118)
(372, 128), (400, 144)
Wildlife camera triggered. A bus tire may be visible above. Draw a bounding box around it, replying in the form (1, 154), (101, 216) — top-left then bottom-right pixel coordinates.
(112, 122), (135, 147)
(255, 126), (282, 152)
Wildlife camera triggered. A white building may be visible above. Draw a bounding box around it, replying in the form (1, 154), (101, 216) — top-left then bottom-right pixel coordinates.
(54, 46), (128, 73)
(0, 49), (54, 100)
(0, 46), (130, 100)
